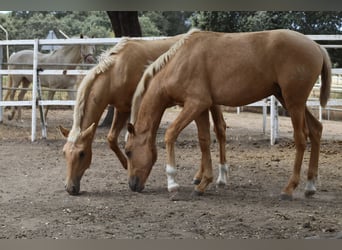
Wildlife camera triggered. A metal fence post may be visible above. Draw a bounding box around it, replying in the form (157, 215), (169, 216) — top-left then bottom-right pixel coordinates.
(0, 45), (3, 123)
(31, 39), (39, 142)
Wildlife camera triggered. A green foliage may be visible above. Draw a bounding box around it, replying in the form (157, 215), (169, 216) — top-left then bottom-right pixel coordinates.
(190, 11), (342, 66)
(190, 11), (342, 34)
(0, 11), (112, 60)
(138, 15), (161, 36)
(138, 11), (192, 36)
(0, 11), (112, 40)
(1, 11), (342, 65)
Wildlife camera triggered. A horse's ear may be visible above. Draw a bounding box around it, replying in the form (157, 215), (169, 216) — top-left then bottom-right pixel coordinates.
(58, 125), (70, 138)
(127, 123), (135, 135)
(81, 123), (96, 140)
(80, 34), (84, 39)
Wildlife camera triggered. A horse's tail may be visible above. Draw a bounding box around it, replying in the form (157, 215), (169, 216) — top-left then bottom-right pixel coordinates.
(130, 28), (201, 123)
(319, 45), (332, 107)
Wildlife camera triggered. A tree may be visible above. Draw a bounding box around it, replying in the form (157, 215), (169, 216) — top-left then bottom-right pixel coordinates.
(139, 11), (192, 36)
(0, 11), (112, 58)
(100, 11), (142, 127)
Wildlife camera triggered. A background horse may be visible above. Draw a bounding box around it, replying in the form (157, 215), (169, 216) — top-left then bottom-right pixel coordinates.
(5, 35), (95, 121)
(125, 29), (331, 200)
(58, 34), (228, 195)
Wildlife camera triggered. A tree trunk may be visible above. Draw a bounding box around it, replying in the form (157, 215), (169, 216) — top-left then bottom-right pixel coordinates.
(100, 11), (142, 127)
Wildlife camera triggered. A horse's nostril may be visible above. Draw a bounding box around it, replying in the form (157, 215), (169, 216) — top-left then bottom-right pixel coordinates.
(129, 176), (145, 192)
(129, 176), (140, 192)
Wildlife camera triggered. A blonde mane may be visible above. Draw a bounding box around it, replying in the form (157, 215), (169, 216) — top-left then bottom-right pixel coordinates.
(67, 38), (130, 142)
(130, 28), (201, 123)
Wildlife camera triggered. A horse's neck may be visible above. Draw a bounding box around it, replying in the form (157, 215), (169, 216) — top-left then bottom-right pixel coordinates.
(77, 74), (111, 132)
(135, 88), (166, 144)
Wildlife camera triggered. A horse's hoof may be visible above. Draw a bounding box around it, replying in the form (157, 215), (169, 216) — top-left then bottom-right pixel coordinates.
(216, 181), (226, 188)
(279, 192), (293, 201)
(304, 190), (316, 198)
(167, 183), (180, 193)
(192, 179), (201, 185)
(191, 190), (204, 197)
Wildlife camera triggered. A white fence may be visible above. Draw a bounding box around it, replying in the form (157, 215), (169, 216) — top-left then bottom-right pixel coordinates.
(0, 35), (342, 143)
(0, 36), (162, 141)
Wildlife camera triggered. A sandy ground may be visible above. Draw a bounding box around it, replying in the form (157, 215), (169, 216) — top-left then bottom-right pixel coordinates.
(0, 107), (341, 239)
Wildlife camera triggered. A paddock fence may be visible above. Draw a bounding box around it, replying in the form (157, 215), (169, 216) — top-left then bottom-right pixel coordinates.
(0, 35), (342, 143)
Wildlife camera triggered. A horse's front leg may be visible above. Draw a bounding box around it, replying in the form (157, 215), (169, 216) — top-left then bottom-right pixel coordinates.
(107, 109), (130, 169)
(164, 101), (211, 194)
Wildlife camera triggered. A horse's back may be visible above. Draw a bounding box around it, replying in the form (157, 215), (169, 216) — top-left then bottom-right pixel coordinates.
(9, 50), (35, 68)
(155, 29), (325, 107)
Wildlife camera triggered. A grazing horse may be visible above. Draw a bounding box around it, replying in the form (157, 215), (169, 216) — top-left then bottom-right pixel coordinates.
(58, 34), (227, 195)
(5, 35), (96, 121)
(125, 29), (331, 200)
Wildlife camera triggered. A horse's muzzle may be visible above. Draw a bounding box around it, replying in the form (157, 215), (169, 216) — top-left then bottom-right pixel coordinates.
(129, 176), (144, 192)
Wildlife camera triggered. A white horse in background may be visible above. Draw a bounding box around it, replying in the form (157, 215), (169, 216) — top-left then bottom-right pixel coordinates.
(5, 34), (96, 121)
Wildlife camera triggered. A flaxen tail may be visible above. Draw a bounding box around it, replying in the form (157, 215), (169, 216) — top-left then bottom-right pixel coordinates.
(319, 46), (332, 107)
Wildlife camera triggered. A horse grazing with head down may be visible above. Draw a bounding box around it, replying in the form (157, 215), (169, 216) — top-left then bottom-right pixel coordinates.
(5, 34), (96, 121)
(59, 33), (228, 195)
(125, 29), (332, 200)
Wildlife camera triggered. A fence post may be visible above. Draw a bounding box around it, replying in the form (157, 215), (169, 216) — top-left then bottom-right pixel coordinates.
(270, 95), (279, 145)
(31, 39), (39, 142)
(0, 45), (3, 123)
(262, 98), (267, 134)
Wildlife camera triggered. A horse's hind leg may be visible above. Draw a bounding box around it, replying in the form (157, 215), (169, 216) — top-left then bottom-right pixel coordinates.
(304, 107), (322, 197)
(107, 109), (130, 169)
(44, 90), (56, 122)
(211, 105), (228, 187)
(281, 104), (308, 200)
(192, 105), (228, 187)
(7, 78), (19, 121)
(193, 110), (214, 194)
(16, 80), (31, 121)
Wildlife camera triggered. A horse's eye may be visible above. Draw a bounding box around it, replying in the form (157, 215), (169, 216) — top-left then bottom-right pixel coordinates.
(125, 150), (132, 158)
(79, 151), (85, 159)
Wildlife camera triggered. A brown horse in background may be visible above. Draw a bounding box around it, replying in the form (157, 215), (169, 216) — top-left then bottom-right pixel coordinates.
(125, 29), (331, 200)
(59, 34), (228, 195)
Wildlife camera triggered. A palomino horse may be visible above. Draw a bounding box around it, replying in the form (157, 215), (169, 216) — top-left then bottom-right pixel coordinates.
(125, 29), (331, 200)
(5, 35), (95, 121)
(58, 34), (227, 195)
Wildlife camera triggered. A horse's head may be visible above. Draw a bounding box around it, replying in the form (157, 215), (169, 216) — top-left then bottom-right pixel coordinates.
(125, 123), (157, 192)
(80, 34), (96, 64)
(59, 123), (96, 195)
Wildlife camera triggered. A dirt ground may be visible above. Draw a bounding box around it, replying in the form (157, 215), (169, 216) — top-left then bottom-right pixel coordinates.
(0, 107), (341, 239)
